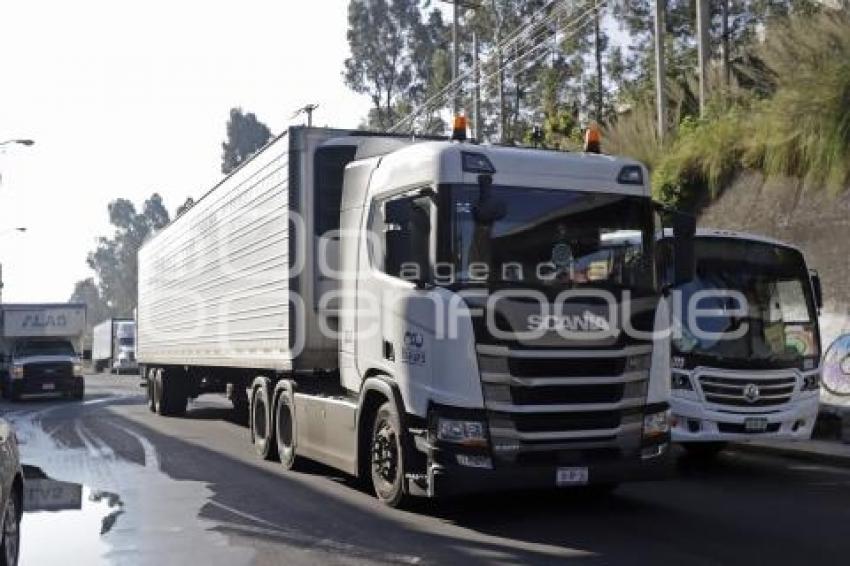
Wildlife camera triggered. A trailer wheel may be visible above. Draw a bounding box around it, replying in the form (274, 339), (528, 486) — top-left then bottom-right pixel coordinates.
(153, 369), (165, 415)
(250, 380), (277, 461)
(274, 390), (298, 470)
(156, 368), (188, 417)
(370, 401), (410, 508)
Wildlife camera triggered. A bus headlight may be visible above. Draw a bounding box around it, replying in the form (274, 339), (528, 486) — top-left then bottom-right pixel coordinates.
(801, 374), (820, 391)
(643, 410), (671, 439)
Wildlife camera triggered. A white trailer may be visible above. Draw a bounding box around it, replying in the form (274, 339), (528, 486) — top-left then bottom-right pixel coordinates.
(0, 303), (86, 401)
(660, 229), (823, 457)
(92, 318), (137, 374)
(138, 125), (695, 506)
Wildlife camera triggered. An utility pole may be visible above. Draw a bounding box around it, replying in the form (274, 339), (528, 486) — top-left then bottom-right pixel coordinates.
(472, 28), (481, 140)
(696, 0), (711, 117)
(720, 0), (731, 88)
(654, 0), (668, 144)
(291, 104), (319, 128)
(593, 4), (604, 123)
(452, 0), (460, 116)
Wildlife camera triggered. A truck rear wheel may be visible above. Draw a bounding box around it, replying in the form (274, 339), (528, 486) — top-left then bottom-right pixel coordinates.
(370, 401), (410, 508)
(250, 380), (277, 461)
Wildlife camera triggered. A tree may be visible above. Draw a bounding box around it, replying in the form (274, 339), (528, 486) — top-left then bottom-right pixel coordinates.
(86, 194), (171, 316)
(344, 0), (448, 131)
(221, 108), (272, 175)
(69, 278), (113, 345)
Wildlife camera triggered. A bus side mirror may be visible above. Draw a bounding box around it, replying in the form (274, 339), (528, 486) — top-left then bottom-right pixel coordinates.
(811, 270), (823, 311)
(672, 212), (696, 286)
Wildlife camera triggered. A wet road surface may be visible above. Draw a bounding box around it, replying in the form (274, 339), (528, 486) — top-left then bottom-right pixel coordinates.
(3, 373), (850, 565)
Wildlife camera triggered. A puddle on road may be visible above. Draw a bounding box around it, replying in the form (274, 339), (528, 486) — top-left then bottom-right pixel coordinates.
(7, 402), (256, 566)
(21, 466), (120, 564)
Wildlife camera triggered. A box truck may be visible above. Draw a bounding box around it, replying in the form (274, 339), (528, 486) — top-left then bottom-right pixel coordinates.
(92, 318), (137, 374)
(137, 124), (695, 506)
(660, 230), (823, 457)
(0, 303), (86, 401)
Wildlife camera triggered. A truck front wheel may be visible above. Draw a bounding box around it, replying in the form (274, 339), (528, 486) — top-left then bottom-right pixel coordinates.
(370, 401), (410, 508)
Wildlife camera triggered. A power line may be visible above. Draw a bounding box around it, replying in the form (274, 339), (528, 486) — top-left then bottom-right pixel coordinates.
(391, 0), (605, 134)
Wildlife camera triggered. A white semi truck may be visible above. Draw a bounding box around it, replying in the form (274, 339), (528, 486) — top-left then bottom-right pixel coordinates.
(661, 230), (823, 456)
(92, 318), (138, 374)
(137, 125), (695, 506)
(0, 303), (86, 401)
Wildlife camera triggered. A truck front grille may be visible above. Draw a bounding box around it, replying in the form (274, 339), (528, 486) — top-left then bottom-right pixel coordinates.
(477, 345), (649, 461)
(24, 362), (73, 380)
(699, 374), (796, 408)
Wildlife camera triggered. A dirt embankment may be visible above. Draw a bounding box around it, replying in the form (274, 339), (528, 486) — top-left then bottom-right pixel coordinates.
(698, 171), (850, 348)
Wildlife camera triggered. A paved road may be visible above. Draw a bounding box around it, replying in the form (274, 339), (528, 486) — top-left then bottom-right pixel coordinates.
(3, 373), (850, 565)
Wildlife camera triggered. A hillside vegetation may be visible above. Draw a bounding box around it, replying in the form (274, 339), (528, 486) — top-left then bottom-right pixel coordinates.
(606, 13), (850, 209)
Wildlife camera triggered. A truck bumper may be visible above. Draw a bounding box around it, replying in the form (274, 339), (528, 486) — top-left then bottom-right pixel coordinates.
(8, 376), (84, 399)
(426, 448), (673, 497)
(670, 394), (820, 443)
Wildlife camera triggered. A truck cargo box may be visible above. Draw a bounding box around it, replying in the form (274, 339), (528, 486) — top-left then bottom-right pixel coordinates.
(1, 303), (87, 339)
(137, 127), (376, 372)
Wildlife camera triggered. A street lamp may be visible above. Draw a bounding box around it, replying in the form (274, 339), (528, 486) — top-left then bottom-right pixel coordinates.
(0, 139), (35, 148)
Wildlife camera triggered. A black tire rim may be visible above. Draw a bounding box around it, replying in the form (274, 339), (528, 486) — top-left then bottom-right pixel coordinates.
(371, 415), (400, 497)
(276, 399), (294, 464)
(3, 495), (19, 566)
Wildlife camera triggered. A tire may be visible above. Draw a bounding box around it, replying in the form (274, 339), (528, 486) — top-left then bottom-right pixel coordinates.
(250, 380), (277, 461)
(156, 368), (188, 417)
(72, 379), (85, 401)
(1, 485), (20, 566)
(274, 388), (298, 470)
(147, 369), (158, 413)
(369, 401), (410, 508)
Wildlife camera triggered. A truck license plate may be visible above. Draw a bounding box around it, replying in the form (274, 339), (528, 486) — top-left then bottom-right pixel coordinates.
(744, 417), (768, 432)
(42, 383), (56, 391)
(556, 467), (589, 486)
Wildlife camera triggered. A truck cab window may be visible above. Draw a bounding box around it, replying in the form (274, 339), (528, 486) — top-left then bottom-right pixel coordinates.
(371, 193), (432, 280)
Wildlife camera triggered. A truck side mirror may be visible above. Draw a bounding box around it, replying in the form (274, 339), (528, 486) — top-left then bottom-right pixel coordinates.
(811, 270), (823, 311)
(672, 211), (696, 286)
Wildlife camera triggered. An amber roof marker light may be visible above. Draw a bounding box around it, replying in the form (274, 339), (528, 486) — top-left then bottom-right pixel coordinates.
(584, 121), (601, 154)
(451, 115), (468, 142)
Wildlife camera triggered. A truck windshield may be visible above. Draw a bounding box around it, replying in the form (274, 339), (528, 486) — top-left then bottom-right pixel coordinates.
(443, 184), (656, 294)
(15, 340), (77, 357)
(672, 238), (819, 367)
(119, 337), (135, 347)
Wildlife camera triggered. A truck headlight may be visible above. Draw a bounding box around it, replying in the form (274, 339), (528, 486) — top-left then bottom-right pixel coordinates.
(642, 410), (671, 439)
(801, 374), (820, 391)
(11, 364), (24, 380)
(436, 418), (488, 447)
(73, 362), (84, 377)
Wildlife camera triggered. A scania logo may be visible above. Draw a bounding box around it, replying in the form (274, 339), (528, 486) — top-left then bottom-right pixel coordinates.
(527, 312), (611, 333)
(743, 383), (761, 404)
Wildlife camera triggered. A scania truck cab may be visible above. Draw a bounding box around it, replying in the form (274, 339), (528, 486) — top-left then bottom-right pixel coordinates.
(661, 230), (822, 456)
(138, 125), (695, 506)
